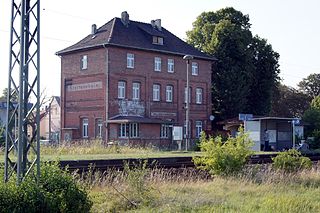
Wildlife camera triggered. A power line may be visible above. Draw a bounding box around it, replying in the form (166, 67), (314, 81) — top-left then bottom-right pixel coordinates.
(42, 8), (104, 23)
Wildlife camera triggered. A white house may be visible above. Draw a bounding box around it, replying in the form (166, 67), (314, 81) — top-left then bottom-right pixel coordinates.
(40, 96), (61, 142)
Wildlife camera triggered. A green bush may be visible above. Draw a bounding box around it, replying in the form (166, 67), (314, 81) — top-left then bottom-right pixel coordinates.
(308, 129), (320, 150)
(272, 149), (312, 172)
(193, 127), (253, 176)
(0, 162), (92, 212)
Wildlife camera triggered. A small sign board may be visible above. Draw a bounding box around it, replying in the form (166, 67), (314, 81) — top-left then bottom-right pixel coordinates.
(239, 113), (253, 121)
(172, 126), (183, 141)
(292, 118), (300, 125)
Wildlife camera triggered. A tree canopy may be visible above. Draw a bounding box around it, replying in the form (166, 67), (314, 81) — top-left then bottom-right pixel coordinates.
(270, 84), (311, 118)
(187, 7), (280, 120)
(298, 73), (320, 98)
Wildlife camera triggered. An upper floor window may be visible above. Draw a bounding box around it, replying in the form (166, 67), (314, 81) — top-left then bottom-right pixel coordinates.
(81, 55), (88, 70)
(196, 88), (203, 104)
(127, 53), (134, 68)
(154, 57), (161, 71)
(166, 85), (173, 102)
(168, 59), (174, 73)
(195, 121), (203, 138)
(132, 82), (140, 100)
(118, 81), (126, 99)
(82, 118), (89, 138)
(192, 62), (198, 76)
(153, 84), (160, 101)
(153, 36), (164, 45)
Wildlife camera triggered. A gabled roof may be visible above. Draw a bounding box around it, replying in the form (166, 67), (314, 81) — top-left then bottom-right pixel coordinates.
(51, 96), (61, 107)
(56, 17), (215, 61)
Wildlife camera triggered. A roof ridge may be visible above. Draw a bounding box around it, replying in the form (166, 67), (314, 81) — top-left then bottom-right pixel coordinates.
(107, 18), (117, 43)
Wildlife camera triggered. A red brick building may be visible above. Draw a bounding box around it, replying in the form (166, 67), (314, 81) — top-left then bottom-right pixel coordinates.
(57, 12), (215, 148)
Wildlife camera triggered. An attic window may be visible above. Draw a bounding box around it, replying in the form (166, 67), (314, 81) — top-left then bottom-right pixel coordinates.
(153, 36), (163, 45)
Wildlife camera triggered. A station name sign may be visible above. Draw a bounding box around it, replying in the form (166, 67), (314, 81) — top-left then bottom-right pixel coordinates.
(67, 81), (102, 92)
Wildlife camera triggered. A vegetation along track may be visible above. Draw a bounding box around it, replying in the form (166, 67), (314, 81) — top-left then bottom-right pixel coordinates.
(58, 153), (320, 173)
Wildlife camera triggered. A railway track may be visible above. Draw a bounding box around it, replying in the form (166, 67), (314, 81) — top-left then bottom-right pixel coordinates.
(58, 153), (320, 172)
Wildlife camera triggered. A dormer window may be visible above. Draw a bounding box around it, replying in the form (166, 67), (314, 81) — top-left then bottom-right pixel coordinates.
(153, 36), (163, 45)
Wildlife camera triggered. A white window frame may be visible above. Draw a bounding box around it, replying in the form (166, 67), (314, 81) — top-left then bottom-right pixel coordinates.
(196, 121), (203, 138)
(96, 118), (103, 138)
(154, 57), (161, 71)
(196, 88), (203, 104)
(127, 53), (134, 68)
(119, 123), (128, 138)
(132, 82), (140, 100)
(119, 123), (139, 138)
(192, 62), (198, 76)
(118, 81), (126, 99)
(160, 124), (170, 138)
(168, 59), (174, 73)
(81, 55), (88, 70)
(166, 85), (173, 102)
(129, 123), (139, 138)
(153, 84), (160, 101)
(82, 118), (89, 138)
(184, 87), (191, 104)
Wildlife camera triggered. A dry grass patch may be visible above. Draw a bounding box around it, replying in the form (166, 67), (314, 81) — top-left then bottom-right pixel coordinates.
(82, 164), (320, 212)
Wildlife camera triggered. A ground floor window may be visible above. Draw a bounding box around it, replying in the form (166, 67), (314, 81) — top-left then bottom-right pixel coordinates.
(160, 124), (170, 138)
(82, 118), (89, 138)
(119, 123), (139, 138)
(195, 121), (203, 138)
(95, 118), (103, 138)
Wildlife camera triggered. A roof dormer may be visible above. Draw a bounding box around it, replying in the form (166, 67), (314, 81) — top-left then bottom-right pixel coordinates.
(152, 36), (163, 45)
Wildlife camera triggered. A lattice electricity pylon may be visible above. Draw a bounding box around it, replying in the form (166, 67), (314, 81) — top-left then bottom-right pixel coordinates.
(4, 0), (40, 184)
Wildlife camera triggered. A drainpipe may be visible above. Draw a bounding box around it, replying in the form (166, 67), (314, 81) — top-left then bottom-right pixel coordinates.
(103, 44), (109, 145)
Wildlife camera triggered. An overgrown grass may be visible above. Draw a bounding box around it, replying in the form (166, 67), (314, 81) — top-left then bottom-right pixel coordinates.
(81, 164), (320, 212)
(0, 140), (199, 161)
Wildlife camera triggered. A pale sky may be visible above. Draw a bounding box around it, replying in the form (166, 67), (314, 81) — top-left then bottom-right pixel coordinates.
(1, 0), (320, 97)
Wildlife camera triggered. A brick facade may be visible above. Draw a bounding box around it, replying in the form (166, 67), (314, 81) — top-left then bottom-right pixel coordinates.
(58, 13), (214, 147)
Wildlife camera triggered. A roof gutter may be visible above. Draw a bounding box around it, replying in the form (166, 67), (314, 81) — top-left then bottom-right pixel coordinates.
(56, 43), (217, 61)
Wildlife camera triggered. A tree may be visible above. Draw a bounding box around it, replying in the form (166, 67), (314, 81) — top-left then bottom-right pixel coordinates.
(298, 73), (320, 98)
(0, 88), (18, 101)
(187, 7), (280, 120)
(310, 96), (320, 110)
(270, 84), (311, 117)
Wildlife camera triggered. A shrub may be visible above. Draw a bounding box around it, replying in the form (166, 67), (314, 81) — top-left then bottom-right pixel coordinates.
(0, 162), (92, 212)
(272, 149), (312, 172)
(308, 129), (320, 150)
(193, 126), (253, 176)
(108, 160), (157, 211)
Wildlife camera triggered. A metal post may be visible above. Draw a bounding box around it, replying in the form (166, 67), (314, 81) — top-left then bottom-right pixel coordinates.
(49, 101), (52, 143)
(292, 120), (295, 149)
(5, 0), (41, 183)
(183, 55), (193, 152)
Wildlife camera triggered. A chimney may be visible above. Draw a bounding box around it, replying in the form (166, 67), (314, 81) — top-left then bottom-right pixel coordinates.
(91, 24), (97, 35)
(154, 19), (161, 31)
(121, 11), (130, 26)
(151, 20), (156, 28)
